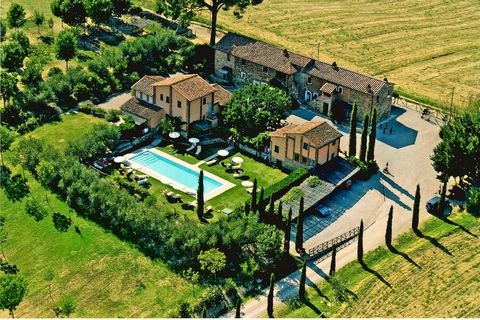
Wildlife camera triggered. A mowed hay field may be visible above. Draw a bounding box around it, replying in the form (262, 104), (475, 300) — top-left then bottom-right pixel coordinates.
(205, 0), (480, 108)
(278, 212), (480, 318)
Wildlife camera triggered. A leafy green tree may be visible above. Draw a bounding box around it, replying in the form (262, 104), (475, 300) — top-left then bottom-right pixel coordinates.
(53, 296), (76, 318)
(0, 126), (16, 166)
(466, 187), (480, 215)
(25, 197), (49, 221)
(349, 103), (357, 157)
(298, 259), (306, 301)
(0, 41), (25, 71)
(235, 296), (241, 318)
(7, 3), (26, 29)
(283, 207), (292, 255)
(50, 0), (63, 22)
(0, 20), (7, 42)
(60, 0), (87, 26)
(385, 205), (393, 250)
(412, 184), (420, 234)
(198, 248), (226, 281)
(10, 30), (30, 54)
(0, 274), (28, 318)
(295, 197), (304, 253)
(222, 83), (291, 140)
(367, 108), (377, 162)
(0, 73), (18, 107)
(55, 29), (77, 70)
(4, 174), (29, 202)
(156, 0), (262, 46)
(52, 212), (72, 232)
(197, 170), (204, 222)
(85, 0), (113, 26)
(431, 102), (480, 184)
(267, 272), (274, 318)
(359, 114), (369, 163)
(254, 225), (282, 268)
(33, 10), (45, 36)
(184, 267), (199, 297)
(112, 0), (131, 17)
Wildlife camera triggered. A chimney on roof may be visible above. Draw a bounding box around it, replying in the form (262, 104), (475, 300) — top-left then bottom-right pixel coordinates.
(367, 84), (373, 94)
(384, 77), (388, 82)
(332, 61), (338, 70)
(283, 49), (289, 57)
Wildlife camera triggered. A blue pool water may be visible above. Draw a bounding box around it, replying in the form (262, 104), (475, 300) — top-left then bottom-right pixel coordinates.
(128, 150), (224, 195)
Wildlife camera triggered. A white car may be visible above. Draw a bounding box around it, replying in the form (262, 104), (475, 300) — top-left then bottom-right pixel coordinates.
(316, 204), (331, 217)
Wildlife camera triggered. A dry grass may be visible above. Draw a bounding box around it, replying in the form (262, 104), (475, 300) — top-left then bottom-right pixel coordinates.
(200, 0), (480, 108)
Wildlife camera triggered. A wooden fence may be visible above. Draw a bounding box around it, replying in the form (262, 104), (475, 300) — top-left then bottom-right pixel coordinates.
(307, 226), (360, 261)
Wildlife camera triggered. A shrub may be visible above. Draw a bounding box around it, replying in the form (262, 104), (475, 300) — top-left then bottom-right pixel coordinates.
(105, 109), (120, 122)
(192, 287), (225, 315)
(25, 197), (49, 221)
(52, 212), (72, 232)
(306, 176), (321, 188)
(263, 167), (309, 202)
(366, 160), (379, 174)
(282, 187), (303, 204)
(78, 101), (107, 118)
(466, 187), (480, 215)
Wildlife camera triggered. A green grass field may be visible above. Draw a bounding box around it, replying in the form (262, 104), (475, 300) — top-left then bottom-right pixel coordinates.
(193, 0), (479, 109)
(23, 113), (107, 151)
(0, 171), (202, 318)
(277, 211), (480, 318)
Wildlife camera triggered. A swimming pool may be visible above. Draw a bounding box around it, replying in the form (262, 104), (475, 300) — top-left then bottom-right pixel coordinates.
(128, 150), (226, 196)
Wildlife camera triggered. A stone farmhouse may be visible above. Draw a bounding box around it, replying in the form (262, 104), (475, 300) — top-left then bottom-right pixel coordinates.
(213, 33), (394, 121)
(270, 121), (343, 170)
(121, 74), (232, 134)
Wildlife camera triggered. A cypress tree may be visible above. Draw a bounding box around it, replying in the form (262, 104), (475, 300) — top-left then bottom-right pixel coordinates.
(349, 103), (357, 157)
(357, 219), (364, 263)
(268, 195), (275, 223)
(359, 114), (369, 163)
(386, 205), (393, 250)
(251, 178), (258, 213)
(329, 246), (337, 276)
(277, 200), (283, 228)
(235, 297), (242, 318)
(295, 197), (304, 253)
(299, 259), (307, 301)
(367, 108), (377, 162)
(412, 184), (420, 233)
(438, 178), (448, 215)
(284, 207), (292, 255)
(197, 170), (204, 222)
(258, 188), (265, 219)
(267, 272), (275, 318)
(202, 306), (207, 318)
(244, 203), (250, 216)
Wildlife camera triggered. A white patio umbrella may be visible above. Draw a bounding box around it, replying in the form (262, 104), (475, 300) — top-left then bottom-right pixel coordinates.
(241, 181), (254, 188)
(114, 156), (125, 163)
(232, 156), (244, 164)
(217, 149), (229, 157)
(188, 137), (200, 145)
(169, 131), (180, 139)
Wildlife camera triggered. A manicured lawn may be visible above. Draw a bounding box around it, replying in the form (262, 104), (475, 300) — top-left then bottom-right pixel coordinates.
(23, 113), (108, 151)
(156, 142), (227, 165)
(276, 211), (480, 318)
(0, 169), (203, 318)
(201, 151), (288, 210)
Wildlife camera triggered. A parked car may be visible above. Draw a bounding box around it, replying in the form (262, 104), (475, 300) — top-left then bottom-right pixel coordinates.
(315, 204), (331, 217)
(426, 196), (451, 216)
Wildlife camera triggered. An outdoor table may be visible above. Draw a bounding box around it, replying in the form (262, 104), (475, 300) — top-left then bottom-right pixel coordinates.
(241, 181), (254, 188)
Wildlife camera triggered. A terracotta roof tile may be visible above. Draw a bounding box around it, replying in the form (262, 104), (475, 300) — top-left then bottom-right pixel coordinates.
(131, 75), (165, 96)
(320, 82), (337, 95)
(154, 73), (196, 86)
(212, 84), (232, 106)
(214, 33), (312, 75)
(307, 61), (386, 95)
(120, 97), (162, 121)
(172, 75), (216, 101)
(271, 121), (342, 148)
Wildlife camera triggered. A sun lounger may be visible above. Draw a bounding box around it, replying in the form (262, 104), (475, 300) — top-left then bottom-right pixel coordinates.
(233, 173), (243, 179)
(231, 165), (241, 170)
(137, 178), (149, 185)
(194, 145), (202, 157)
(171, 194), (181, 200)
(206, 206), (213, 213)
(188, 200), (197, 208)
(206, 158), (218, 166)
(186, 144), (195, 152)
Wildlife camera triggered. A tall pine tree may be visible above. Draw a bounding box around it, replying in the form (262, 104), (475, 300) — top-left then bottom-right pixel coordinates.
(197, 170), (204, 222)
(284, 207), (292, 255)
(267, 272), (275, 318)
(235, 297), (242, 318)
(251, 178), (258, 213)
(359, 114), (369, 163)
(299, 259), (307, 301)
(367, 108), (377, 162)
(412, 184), (420, 234)
(349, 103), (357, 157)
(385, 205), (393, 250)
(258, 188), (265, 219)
(295, 197), (304, 253)
(268, 195), (275, 223)
(357, 219), (364, 263)
(276, 200), (283, 229)
(329, 246), (337, 276)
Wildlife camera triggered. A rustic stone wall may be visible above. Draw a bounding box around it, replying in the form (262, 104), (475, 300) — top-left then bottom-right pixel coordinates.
(214, 51), (235, 78)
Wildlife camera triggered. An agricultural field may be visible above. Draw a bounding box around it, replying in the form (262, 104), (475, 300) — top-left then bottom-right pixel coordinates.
(277, 211), (480, 318)
(196, 0), (480, 109)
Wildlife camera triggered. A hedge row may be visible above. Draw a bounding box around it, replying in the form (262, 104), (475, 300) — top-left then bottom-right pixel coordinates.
(264, 167), (309, 202)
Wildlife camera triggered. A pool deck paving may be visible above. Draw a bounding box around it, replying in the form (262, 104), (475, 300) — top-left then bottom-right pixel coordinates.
(229, 105), (444, 318)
